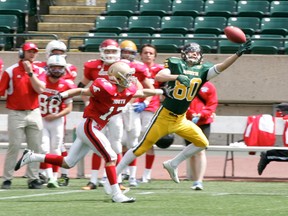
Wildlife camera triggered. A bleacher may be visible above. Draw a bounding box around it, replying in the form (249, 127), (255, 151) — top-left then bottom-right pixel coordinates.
(78, 0), (288, 54)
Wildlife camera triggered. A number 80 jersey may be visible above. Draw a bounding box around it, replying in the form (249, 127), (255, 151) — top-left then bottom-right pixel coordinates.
(162, 57), (214, 115)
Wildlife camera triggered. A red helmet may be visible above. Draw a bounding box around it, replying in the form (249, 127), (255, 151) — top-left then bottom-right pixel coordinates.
(99, 39), (120, 64)
(22, 42), (39, 52)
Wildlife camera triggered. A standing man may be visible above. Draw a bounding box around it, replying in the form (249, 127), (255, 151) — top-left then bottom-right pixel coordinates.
(116, 40), (251, 185)
(0, 42), (45, 189)
(185, 81), (218, 190)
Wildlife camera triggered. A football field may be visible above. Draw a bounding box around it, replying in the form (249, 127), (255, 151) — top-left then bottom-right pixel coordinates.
(1, 178), (288, 216)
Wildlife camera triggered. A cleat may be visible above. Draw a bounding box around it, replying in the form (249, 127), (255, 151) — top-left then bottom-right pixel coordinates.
(39, 173), (48, 185)
(258, 152), (270, 175)
(112, 193), (136, 203)
(82, 182), (97, 190)
(121, 173), (129, 181)
(129, 178), (138, 187)
(163, 160), (180, 183)
(58, 174), (69, 186)
(141, 177), (151, 183)
(14, 149), (33, 171)
(1, 180), (11, 189)
(28, 179), (42, 189)
(191, 181), (203, 190)
(119, 183), (130, 194)
(47, 180), (59, 188)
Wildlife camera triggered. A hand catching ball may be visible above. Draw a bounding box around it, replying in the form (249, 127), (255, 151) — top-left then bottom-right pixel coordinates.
(224, 26), (246, 43)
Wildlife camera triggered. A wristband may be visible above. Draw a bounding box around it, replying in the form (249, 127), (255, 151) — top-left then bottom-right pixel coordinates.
(60, 92), (69, 99)
(154, 89), (164, 95)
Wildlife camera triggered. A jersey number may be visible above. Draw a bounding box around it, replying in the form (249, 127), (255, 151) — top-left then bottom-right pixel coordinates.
(173, 78), (202, 101)
(100, 106), (125, 121)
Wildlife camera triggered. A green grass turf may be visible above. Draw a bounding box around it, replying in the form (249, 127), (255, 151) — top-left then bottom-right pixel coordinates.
(0, 178), (288, 216)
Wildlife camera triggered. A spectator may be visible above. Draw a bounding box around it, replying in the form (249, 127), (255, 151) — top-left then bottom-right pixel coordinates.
(14, 61), (167, 202)
(0, 42), (46, 189)
(38, 55), (76, 188)
(115, 40), (251, 186)
(185, 81), (218, 190)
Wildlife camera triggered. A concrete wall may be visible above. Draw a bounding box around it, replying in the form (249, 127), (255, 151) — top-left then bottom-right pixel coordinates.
(0, 52), (287, 115)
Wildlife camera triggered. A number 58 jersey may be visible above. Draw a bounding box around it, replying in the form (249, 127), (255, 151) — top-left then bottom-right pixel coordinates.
(83, 78), (137, 129)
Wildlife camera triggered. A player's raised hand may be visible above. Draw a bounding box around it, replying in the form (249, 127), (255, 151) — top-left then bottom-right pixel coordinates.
(176, 75), (190, 87)
(236, 39), (251, 57)
(46, 93), (63, 102)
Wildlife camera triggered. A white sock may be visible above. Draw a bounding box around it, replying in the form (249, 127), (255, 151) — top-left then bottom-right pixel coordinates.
(170, 144), (204, 168)
(116, 149), (136, 175)
(129, 166), (137, 180)
(32, 153), (45, 162)
(142, 169), (152, 180)
(90, 170), (99, 184)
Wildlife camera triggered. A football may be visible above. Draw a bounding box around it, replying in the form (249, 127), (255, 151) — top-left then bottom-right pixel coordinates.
(224, 26), (246, 43)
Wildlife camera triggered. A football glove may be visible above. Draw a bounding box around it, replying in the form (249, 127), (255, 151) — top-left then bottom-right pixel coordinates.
(192, 116), (200, 124)
(133, 102), (147, 113)
(176, 75), (190, 87)
(161, 86), (173, 99)
(46, 93), (63, 102)
(236, 39), (251, 57)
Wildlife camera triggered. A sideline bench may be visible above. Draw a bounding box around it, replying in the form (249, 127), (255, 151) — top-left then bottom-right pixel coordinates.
(1, 112), (287, 178)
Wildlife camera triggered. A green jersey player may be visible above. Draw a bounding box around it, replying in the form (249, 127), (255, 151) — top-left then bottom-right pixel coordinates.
(116, 40), (251, 185)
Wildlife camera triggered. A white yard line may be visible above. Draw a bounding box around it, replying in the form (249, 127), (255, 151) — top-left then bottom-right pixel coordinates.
(0, 190), (84, 200)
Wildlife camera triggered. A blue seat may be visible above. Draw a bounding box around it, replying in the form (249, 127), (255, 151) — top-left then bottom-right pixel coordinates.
(0, 15), (19, 33)
(270, 1), (288, 17)
(194, 16), (227, 35)
(227, 17), (260, 36)
(128, 16), (161, 34)
(260, 18), (288, 36)
(172, 0), (204, 17)
(118, 32), (151, 48)
(139, 0), (172, 16)
(184, 33), (217, 53)
(251, 34), (284, 54)
(161, 16), (194, 34)
(91, 16), (128, 34)
(237, 1), (270, 18)
(151, 33), (184, 53)
(218, 34), (241, 54)
(104, 0), (139, 16)
(204, 0), (237, 18)
(78, 33), (118, 52)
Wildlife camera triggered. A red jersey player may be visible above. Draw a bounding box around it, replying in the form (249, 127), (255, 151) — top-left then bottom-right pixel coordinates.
(38, 55), (76, 188)
(15, 61), (168, 203)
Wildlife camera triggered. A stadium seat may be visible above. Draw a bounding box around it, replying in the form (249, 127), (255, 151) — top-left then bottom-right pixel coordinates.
(118, 32), (151, 48)
(139, 0), (172, 16)
(184, 33), (218, 53)
(218, 34), (241, 54)
(237, 1), (270, 17)
(284, 36), (288, 54)
(0, 0), (30, 32)
(204, 0), (237, 18)
(227, 17), (261, 36)
(0, 15), (19, 33)
(194, 16), (227, 35)
(78, 33), (118, 52)
(151, 33), (184, 53)
(172, 0), (205, 17)
(91, 16), (128, 34)
(128, 16), (161, 34)
(104, 0), (139, 16)
(260, 18), (288, 36)
(161, 16), (194, 34)
(251, 34), (284, 54)
(270, 1), (288, 17)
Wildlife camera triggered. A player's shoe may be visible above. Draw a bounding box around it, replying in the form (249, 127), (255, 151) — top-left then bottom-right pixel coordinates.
(191, 181), (203, 190)
(47, 180), (60, 188)
(82, 182), (97, 190)
(119, 183), (130, 194)
(14, 149), (33, 171)
(163, 160), (180, 183)
(258, 152), (270, 175)
(98, 177), (107, 187)
(129, 178), (138, 187)
(112, 193), (136, 203)
(58, 174), (69, 186)
(141, 176), (151, 183)
(121, 173), (129, 181)
(39, 173), (48, 185)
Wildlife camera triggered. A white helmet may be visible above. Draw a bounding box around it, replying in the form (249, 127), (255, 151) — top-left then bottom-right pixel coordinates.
(108, 61), (135, 88)
(47, 55), (67, 78)
(99, 39), (120, 64)
(45, 40), (67, 59)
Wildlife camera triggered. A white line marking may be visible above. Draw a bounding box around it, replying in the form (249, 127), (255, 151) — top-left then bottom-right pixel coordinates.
(0, 190), (84, 200)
